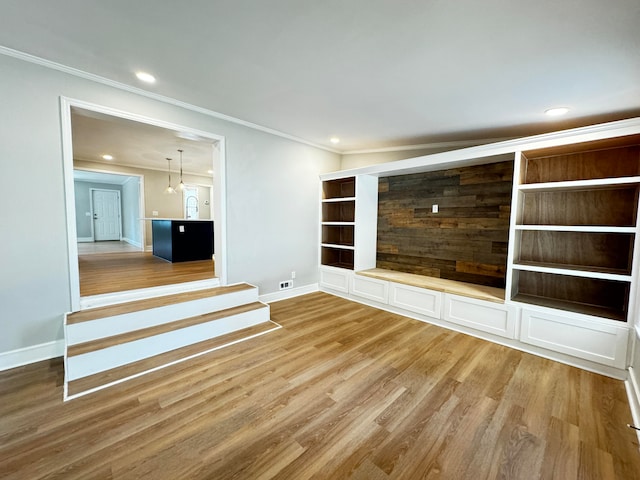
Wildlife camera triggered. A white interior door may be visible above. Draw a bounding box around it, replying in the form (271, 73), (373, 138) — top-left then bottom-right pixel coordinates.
(92, 189), (121, 241)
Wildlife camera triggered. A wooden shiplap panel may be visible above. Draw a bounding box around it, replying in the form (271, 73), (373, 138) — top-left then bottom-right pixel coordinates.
(377, 161), (513, 288)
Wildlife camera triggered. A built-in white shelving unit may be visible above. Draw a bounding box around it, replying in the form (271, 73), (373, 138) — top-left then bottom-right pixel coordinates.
(319, 118), (640, 377)
(509, 135), (640, 322)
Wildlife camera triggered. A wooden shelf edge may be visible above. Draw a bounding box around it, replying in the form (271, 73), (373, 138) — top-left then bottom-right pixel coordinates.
(515, 225), (637, 233)
(321, 243), (355, 250)
(321, 262), (354, 270)
(511, 293), (627, 322)
(512, 263), (632, 282)
(322, 197), (357, 203)
(519, 176), (640, 192)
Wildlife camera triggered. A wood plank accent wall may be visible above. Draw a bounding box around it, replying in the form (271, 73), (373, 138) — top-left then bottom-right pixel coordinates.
(377, 161), (513, 288)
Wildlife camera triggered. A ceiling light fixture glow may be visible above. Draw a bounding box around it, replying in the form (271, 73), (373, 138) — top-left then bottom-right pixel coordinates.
(545, 107), (570, 117)
(101, 154), (114, 160)
(135, 71), (156, 83)
(330, 137), (340, 144)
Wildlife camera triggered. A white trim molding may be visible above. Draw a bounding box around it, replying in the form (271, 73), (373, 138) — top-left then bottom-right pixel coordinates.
(626, 366), (640, 444)
(77, 237), (93, 243)
(260, 283), (319, 304)
(342, 137), (512, 155)
(122, 237), (142, 248)
(60, 97), (228, 310)
(0, 340), (65, 371)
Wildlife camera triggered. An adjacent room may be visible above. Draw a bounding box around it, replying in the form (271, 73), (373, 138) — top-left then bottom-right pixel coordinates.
(1, 1), (640, 479)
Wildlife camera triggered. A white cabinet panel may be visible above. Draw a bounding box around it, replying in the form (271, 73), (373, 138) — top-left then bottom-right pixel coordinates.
(444, 294), (516, 338)
(389, 282), (441, 319)
(520, 308), (629, 368)
(319, 267), (351, 293)
(350, 275), (389, 303)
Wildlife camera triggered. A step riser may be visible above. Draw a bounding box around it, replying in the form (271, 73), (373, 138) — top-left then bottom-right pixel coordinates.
(66, 305), (270, 381)
(79, 278), (222, 309)
(66, 287), (259, 345)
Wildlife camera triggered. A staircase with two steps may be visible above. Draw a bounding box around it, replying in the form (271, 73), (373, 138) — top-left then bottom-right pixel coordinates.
(63, 283), (278, 400)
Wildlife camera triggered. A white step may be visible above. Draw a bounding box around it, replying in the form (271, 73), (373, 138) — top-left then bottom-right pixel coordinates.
(66, 283), (258, 345)
(66, 302), (270, 381)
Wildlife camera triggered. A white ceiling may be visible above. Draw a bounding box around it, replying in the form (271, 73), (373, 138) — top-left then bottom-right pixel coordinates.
(1, 1), (639, 151)
(71, 108), (215, 175)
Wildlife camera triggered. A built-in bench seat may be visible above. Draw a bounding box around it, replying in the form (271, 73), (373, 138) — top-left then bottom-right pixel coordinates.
(356, 268), (505, 304)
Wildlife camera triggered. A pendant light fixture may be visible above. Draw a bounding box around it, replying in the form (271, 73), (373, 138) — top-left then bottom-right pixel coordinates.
(177, 149), (185, 191)
(164, 157), (176, 194)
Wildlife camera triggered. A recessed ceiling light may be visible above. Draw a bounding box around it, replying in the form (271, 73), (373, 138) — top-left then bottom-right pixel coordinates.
(545, 107), (570, 117)
(329, 137), (340, 144)
(102, 154), (114, 160)
(135, 71), (156, 83)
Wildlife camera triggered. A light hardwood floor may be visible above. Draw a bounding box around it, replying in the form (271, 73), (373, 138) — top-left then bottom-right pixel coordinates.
(79, 251), (215, 296)
(1, 292), (639, 479)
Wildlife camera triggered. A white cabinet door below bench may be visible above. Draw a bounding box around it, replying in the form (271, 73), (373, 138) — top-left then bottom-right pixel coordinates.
(350, 275), (389, 303)
(319, 267), (351, 294)
(389, 282), (441, 319)
(444, 294), (515, 339)
(520, 308), (629, 368)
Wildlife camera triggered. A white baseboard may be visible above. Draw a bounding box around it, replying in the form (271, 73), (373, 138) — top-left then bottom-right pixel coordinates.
(260, 283), (319, 304)
(626, 366), (640, 445)
(122, 237), (142, 248)
(77, 237), (93, 243)
(145, 244), (153, 252)
(0, 340), (64, 371)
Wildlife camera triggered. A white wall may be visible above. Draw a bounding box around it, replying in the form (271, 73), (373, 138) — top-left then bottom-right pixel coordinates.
(121, 177), (141, 246)
(0, 52), (340, 357)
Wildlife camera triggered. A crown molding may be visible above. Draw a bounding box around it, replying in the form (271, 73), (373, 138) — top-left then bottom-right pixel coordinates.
(342, 137), (513, 155)
(0, 45), (341, 154)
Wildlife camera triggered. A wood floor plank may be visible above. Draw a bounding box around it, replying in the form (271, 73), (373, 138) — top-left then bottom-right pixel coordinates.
(1, 292), (639, 479)
(78, 251), (215, 297)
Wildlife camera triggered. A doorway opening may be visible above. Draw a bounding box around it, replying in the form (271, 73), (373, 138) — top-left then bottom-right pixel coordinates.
(61, 98), (227, 311)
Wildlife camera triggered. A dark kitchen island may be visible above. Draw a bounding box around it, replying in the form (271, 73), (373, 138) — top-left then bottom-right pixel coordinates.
(150, 219), (214, 262)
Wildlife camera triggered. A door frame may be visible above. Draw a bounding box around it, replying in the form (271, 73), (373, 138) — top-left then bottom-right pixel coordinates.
(60, 97), (228, 312)
(90, 188), (122, 241)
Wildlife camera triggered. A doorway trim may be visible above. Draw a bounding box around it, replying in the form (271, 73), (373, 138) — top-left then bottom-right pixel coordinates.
(60, 97), (228, 312)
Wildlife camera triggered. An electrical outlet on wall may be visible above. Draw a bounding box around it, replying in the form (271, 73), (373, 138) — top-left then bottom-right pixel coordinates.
(279, 280), (293, 290)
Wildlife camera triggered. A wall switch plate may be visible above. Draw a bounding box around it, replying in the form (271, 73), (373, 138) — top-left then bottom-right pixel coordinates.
(178, 225), (185, 233)
(432, 204), (439, 213)
(152, 211), (159, 216)
(291, 271), (296, 279)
